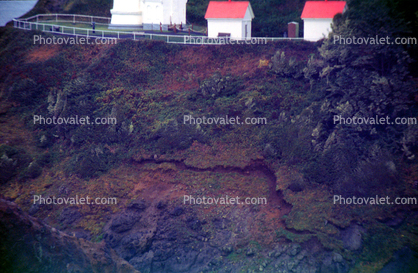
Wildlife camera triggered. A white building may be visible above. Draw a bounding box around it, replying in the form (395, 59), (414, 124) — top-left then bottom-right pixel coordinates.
(301, 0), (346, 42)
(110, 0), (188, 30)
(205, 0), (254, 40)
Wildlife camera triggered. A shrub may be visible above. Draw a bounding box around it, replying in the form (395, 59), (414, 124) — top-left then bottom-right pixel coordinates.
(8, 78), (43, 105)
(19, 162), (42, 180)
(270, 51), (304, 79)
(66, 145), (118, 179)
(198, 73), (242, 98)
(0, 145), (33, 184)
(154, 117), (207, 153)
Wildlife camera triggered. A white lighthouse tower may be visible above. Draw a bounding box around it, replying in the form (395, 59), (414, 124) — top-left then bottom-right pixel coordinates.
(109, 0), (188, 30)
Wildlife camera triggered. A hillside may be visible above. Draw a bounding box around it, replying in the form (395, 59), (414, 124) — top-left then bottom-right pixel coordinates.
(1, 0), (418, 272)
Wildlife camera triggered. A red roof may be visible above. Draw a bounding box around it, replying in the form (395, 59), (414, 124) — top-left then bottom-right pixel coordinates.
(205, 1), (253, 19)
(301, 1), (346, 19)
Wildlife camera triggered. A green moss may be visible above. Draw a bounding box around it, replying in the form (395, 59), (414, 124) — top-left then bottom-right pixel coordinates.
(275, 228), (314, 243)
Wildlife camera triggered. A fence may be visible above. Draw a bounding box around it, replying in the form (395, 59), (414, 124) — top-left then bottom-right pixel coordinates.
(13, 14), (305, 45)
(19, 14), (112, 26)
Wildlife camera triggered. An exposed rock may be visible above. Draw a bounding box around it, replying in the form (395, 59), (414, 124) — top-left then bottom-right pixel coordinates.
(130, 251), (154, 273)
(170, 206), (184, 217)
(321, 252), (349, 273)
(341, 224), (363, 251)
(58, 207), (81, 227)
(128, 199), (147, 211)
(120, 232), (153, 260)
(110, 212), (141, 233)
(287, 244), (301, 256)
(212, 217), (229, 230)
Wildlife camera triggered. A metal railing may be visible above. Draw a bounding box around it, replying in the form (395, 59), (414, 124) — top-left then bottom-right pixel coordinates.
(13, 14), (305, 45)
(19, 13), (112, 26)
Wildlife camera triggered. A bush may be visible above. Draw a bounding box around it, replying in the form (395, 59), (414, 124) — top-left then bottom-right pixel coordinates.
(0, 145), (33, 184)
(198, 73), (242, 98)
(154, 118), (207, 154)
(8, 78), (43, 105)
(270, 51), (304, 79)
(19, 162), (42, 180)
(66, 145), (119, 179)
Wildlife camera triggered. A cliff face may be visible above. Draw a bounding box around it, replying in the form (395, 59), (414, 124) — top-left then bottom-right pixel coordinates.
(0, 198), (139, 273)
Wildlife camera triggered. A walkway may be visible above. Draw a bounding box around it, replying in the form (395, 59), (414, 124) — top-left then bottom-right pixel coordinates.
(13, 14), (304, 45)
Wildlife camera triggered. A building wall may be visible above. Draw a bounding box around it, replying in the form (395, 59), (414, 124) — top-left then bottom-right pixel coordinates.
(112, 0), (141, 13)
(240, 8), (253, 39)
(143, 1), (163, 25)
(110, 0), (142, 25)
(207, 19), (244, 39)
(169, 0), (187, 25)
(110, 0), (187, 27)
(303, 18), (333, 41)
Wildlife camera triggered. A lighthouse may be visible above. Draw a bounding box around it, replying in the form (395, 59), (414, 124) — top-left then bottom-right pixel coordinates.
(109, 0), (188, 30)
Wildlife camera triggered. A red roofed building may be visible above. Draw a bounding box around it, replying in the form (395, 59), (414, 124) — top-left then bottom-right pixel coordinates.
(205, 0), (254, 40)
(301, 0), (347, 41)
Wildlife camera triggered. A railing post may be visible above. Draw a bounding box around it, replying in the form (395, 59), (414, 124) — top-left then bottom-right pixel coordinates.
(118, 31), (119, 39)
(73, 15), (75, 24)
(56, 14), (57, 22)
(73, 27), (75, 35)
